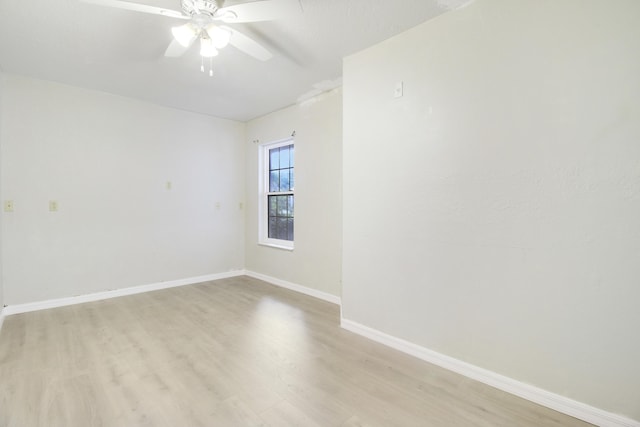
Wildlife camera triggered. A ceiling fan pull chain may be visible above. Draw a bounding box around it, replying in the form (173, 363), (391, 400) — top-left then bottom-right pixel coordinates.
(209, 57), (213, 77)
(201, 55), (205, 73)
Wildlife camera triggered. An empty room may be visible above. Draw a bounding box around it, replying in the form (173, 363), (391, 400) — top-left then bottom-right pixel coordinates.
(0, 0), (639, 426)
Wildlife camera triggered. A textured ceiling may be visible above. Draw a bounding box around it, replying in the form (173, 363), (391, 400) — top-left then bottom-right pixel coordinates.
(0, 0), (463, 121)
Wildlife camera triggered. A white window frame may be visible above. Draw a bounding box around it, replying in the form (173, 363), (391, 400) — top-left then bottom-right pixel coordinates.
(258, 137), (294, 250)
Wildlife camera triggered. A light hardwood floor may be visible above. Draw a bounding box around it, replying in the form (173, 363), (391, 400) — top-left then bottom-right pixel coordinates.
(0, 276), (593, 426)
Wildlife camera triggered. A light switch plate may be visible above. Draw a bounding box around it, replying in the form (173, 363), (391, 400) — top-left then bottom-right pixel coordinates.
(4, 200), (14, 212)
(394, 81), (404, 98)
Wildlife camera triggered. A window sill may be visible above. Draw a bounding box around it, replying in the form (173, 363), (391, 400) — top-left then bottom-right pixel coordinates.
(258, 242), (294, 251)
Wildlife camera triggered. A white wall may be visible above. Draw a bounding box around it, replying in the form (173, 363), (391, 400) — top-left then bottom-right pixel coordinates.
(343, 0), (640, 421)
(0, 75), (245, 305)
(0, 71), (5, 317)
(245, 89), (342, 298)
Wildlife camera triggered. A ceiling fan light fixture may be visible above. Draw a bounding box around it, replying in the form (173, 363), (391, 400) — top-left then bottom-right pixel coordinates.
(172, 23), (198, 47)
(200, 36), (219, 57)
(206, 25), (232, 49)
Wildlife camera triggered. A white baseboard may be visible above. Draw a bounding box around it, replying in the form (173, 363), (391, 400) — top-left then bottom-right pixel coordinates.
(3, 270), (245, 316)
(341, 318), (639, 427)
(0, 308), (5, 335)
(244, 270), (341, 305)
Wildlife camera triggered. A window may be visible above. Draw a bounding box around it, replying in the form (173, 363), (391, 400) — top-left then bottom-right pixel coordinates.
(259, 138), (294, 249)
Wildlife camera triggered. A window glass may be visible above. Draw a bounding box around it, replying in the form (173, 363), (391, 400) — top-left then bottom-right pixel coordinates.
(263, 142), (294, 246)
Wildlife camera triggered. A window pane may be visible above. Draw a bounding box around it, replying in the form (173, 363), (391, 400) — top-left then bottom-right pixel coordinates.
(280, 146), (290, 168)
(288, 195), (294, 217)
(269, 148), (280, 170)
(269, 170), (280, 192)
(289, 169), (294, 191)
(268, 217), (277, 239)
(276, 195), (287, 216)
(280, 169), (290, 191)
(268, 196), (277, 217)
(287, 218), (294, 241)
(290, 146), (294, 167)
(276, 218), (288, 240)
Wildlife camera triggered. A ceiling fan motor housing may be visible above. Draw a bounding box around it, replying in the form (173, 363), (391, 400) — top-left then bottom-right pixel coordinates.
(180, 0), (223, 18)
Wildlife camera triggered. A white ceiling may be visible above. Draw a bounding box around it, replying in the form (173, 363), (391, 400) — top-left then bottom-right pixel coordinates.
(0, 0), (464, 122)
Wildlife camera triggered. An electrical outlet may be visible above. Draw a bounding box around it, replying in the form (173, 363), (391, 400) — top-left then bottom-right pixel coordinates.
(166, 181), (172, 190)
(49, 200), (59, 212)
(3, 200), (14, 212)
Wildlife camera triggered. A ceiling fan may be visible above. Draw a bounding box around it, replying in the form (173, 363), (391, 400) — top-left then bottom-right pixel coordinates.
(81, 0), (301, 63)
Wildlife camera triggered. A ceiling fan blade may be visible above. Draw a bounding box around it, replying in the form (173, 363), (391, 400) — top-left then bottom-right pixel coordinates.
(164, 39), (192, 57)
(217, 0), (302, 23)
(222, 26), (273, 61)
(80, 0), (188, 19)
